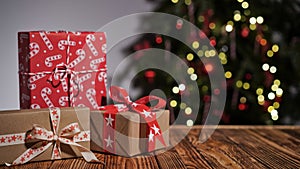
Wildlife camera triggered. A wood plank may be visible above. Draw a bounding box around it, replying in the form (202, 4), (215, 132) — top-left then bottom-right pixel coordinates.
(170, 128), (214, 168)
(154, 148), (187, 169)
(1, 126), (300, 169)
(202, 129), (267, 168)
(250, 129), (300, 155)
(222, 129), (300, 168)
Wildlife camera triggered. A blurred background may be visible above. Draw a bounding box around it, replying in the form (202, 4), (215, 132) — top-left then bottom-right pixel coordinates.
(1, 0), (300, 125)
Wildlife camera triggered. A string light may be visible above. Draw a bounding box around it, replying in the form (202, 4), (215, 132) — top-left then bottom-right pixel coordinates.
(268, 92), (276, 100)
(190, 74), (197, 81)
(274, 79), (281, 86)
(179, 84), (186, 91)
(171, 0), (179, 3)
(176, 19), (183, 30)
(205, 64), (214, 72)
(185, 107), (192, 115)
(192, 41), (200, 49)
(260, 39), (267, 46)
(267, 50), (274, 57)
(172, 86), (180, 94)
(236, 80), (243, 88)
(257, 95), (265, 102)
(272, 44), (279, 52)
(276, 88), (283, 96)
(273, 102), (280, 109)
(180, 103), (187, 109)
(249, 17), (256, 24)
(256, 88), (263, 95)
(202, 85), (208, 92)
(186, 119), (193, 126)
(198, 16), (205, 22)
(170, 100), (177, 107)
(241, 1), (249, 9)
(243, 82), (250, 90)
(225, 71), (232, 78)
(209, 22), (216, 29)
(240, 96), (247, 103)
(262, 63), (269, 71)
(268, 106), (275, 113)
(234, 12), (242, 21)
(197, 50), (204, 57)
(270, 66), (277, 73)
(186, 53), (194, 61)
(184, 0), (192, 5)
(270, 110), (279, 121)
(249, 24), (256, 30)
(187, 67), (194, 74)
(271, 84), (279, 91)
(225, 24), (233, 32)
(257, 16), (264, 24)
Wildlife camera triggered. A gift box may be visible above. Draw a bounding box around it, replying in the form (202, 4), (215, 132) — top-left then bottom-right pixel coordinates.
(91, 109), (169, 156)
(90, 86), (170, 157)
(18, 31), (107, 110)
(0, 107), (98, 165)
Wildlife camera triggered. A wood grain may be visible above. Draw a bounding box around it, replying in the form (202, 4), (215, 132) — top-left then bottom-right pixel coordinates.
(1, 125), (299, 168)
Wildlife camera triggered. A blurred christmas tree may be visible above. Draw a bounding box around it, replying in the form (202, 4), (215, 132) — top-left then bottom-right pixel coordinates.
(124, 0), (300, 125)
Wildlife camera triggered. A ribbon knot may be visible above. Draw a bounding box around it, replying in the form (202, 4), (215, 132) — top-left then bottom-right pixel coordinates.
(99, 86), (167, 152)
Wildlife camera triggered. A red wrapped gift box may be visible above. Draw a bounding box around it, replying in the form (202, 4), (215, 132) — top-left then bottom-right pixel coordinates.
(18, 31), (107, 110)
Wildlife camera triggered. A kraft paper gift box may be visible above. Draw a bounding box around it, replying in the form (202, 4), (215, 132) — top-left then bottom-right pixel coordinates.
(0, 107), (96, 165)
(90, 109), (169, 157)
(18, 31), (107, 110)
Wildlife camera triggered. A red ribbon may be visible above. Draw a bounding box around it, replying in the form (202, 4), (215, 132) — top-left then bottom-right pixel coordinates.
(99, 86), (167, 153)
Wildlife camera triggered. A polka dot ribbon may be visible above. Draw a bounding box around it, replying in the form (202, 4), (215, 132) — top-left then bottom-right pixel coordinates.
(5, 107), (104, 166)
(99, 86), (167, 153)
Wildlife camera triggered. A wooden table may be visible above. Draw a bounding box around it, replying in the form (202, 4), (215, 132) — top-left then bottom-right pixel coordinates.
(1, 125), (300, 168)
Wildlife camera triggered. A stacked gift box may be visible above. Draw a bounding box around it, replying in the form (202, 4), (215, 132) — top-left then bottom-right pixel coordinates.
(0, 31), (170, 166)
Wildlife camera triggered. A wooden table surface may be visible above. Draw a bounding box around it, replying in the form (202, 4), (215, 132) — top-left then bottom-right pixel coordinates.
(1, 125), (300, 169)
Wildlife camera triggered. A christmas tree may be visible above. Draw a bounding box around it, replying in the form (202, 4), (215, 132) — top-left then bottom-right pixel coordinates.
(124, 0), (300, 125)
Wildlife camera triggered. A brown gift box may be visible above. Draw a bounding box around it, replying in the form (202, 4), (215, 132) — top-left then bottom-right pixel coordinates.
(91, 109), (169, 157)
(0, 107), (90, 165)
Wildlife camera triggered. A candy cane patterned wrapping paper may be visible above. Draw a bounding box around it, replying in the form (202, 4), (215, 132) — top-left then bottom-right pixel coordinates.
(18, 31), (107, 110)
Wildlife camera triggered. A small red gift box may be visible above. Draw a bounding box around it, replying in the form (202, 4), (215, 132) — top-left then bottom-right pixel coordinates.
(18, 31), (107, 110)
(91, 86), (170, 156)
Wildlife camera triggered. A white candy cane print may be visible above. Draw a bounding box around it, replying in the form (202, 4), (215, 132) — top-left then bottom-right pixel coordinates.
(102, 44), (107, 54)
(77, 104), (86, 107)
(90, 57), (105, 70)
(71, 31), (81, 36)
(77, 73), (91, 91)
(41, 87), (54, 108)
(58, 40), (76, 50)
(59, 96), (69, 106)
(30, 103), (41, 109)
(68, 49), (85, 68)
(39, 32), (54, 50)
(28, 74), (46, 90)
(61, 78), (69, 92)
(98, 72), (107, 83)
(78, 73), (91, 84)
(86, 88), (98, 109)
(29, 42), (40, 58)
(86, 34), (98, 56)
(45, 54), (62, 67)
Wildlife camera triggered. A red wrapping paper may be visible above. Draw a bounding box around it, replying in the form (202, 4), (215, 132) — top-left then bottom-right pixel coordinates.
(18, 31), (107, 110)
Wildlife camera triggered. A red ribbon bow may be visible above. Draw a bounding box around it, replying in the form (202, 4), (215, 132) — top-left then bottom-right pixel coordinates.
(99, 86), (167, 152)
